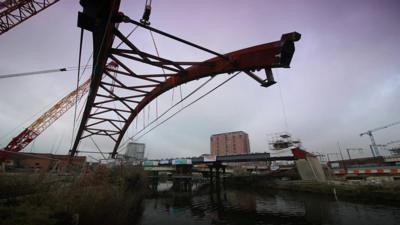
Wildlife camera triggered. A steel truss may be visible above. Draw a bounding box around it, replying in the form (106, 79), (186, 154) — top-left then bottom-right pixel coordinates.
(71, 0), (301, 158)
(0, 0), (60, 35)
(0, 77), (90, 160)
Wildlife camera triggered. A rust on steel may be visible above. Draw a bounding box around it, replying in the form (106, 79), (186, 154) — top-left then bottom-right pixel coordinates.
(109, 33), (300, 157)
(70, 0), (301, 158)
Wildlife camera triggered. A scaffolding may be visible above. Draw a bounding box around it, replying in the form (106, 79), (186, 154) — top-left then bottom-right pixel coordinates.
(268, 132), (301, 151)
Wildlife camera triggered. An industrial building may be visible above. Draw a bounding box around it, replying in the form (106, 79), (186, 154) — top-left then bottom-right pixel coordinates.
(1, 153), (86, 172)
(123, 142), (145, 165)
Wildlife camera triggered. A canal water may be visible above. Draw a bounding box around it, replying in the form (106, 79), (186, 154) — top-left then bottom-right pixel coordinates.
(138, 181), (400, 225)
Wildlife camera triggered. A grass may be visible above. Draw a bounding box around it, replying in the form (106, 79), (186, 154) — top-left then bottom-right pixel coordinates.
(0, 166), (147, 225)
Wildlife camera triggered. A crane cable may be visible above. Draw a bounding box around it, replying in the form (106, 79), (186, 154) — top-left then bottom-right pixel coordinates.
(122, 76), (215, 148)
(69, 25), (141, 152)
(73, 24), (139, 125)
(149, 29), (168, 117)
(132, 72), (239, 142)
(70, 28), (84, 150)
(118, 72), (240, 152)
(89, 136), (107, 160)
(0, 66), (93, 79)
(70, 26), (140, 132)
(140, 0), (152, 25)
(277, 75), (289, 132)
(149, 30), (183, 107)
(146, 2), (183, 110)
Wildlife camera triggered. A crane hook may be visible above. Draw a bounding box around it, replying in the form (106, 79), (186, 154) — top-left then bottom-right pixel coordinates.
(140, 0), (152, 26)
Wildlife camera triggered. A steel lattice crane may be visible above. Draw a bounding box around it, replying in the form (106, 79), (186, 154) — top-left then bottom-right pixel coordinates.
(0, 78), (90, 160)
(0, 62), (118, 160)
(360, 121), (400, 157)
(0, 0), (60, 35)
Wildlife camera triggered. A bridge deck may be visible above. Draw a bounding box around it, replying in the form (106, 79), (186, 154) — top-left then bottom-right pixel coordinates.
(148, 153), (295, 167)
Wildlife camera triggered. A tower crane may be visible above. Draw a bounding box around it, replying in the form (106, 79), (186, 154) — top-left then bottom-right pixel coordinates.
(360, 121), (400, 157)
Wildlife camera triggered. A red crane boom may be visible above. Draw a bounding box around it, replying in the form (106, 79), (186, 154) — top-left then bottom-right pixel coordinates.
(0, 62), (118, 160)
(0, 78), (90, 159)
(0, 0), (60, 35)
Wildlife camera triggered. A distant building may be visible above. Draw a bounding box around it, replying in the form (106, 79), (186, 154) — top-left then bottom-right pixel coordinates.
(124, 142), (145, 165)
(388, 144), (400, 156)
(3, 153), (86, 172)
(210, 131), (250, 156)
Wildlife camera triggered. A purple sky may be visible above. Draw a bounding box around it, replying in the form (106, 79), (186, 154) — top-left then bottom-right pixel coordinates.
(0, 0), (399, 161)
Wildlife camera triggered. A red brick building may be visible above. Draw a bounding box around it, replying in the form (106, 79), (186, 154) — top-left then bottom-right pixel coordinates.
(3, 153), (86, 172)
(210, 131), (250, 156)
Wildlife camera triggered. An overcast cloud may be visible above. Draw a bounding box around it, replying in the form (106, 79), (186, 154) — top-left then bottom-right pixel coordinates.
(0, 0), (399, 161)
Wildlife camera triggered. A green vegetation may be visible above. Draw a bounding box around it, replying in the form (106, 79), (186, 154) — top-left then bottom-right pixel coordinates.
(0, 166), (147, 225)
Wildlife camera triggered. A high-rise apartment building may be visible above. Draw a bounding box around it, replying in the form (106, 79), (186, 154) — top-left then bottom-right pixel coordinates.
(210, 131), (250, 156)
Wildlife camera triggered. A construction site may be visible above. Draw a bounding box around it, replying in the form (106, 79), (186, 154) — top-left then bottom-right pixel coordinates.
(1, 1), (400, 225)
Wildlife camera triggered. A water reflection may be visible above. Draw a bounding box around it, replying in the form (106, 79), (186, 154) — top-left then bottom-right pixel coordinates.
(140, 181), (400, 225)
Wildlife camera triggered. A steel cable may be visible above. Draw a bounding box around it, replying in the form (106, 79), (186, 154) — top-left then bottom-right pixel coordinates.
(118, 72), (240, 152)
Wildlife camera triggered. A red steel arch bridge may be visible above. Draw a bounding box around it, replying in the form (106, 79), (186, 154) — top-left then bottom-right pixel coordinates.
(70, 0), (301, 158)
(0, 0), (301, 159)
